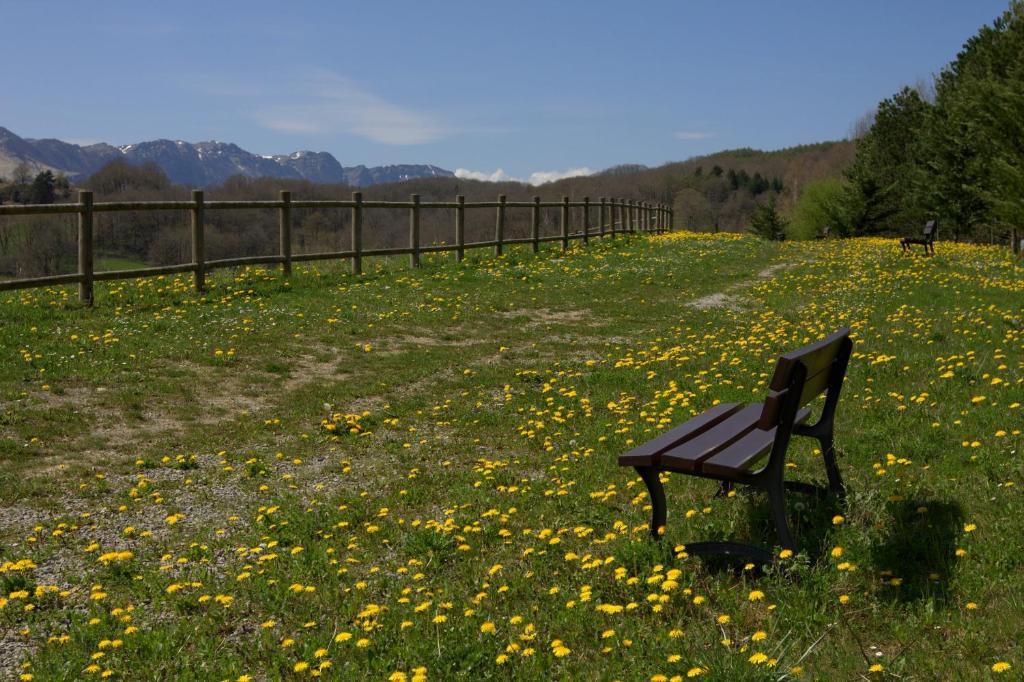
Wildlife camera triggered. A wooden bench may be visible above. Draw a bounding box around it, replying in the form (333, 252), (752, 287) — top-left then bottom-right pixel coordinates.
(900, 220), (937, 255)
(619, 328), (853, 564)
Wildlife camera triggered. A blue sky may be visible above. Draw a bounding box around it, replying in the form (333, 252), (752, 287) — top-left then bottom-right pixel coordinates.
(0, 0), (1010, 182)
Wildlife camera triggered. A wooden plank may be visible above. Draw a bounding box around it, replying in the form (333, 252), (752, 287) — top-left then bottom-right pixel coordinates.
(0, 203), (81, 216)
(561, 196), (569, 251)
(701, 408), (811, 477)
(292, 250), (355, 263)
(351, 191), (363, 274)
(0, 273), (81, 291)
(93, 263), (196, 280)
(78, 190), (93, 305)
(206, 255), (284, 269)
(93, 201), (196, 212)
(618, 403), (743, 466)
(698, 426), (775, 477)
(531, 196), (540, 253)
(456, 195), (465, 262)
(659, 404), (762, 473)
(768, 328), (850, 391)
(582, 197), (590, 245)
(495, 194), (506, 257)
(191, 190), (205, 291)
(279, 190), (292, 277)
(410, 194), (420, 268)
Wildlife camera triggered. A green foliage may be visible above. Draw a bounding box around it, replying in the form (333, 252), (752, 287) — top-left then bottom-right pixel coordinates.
(29, 170), (56, 205)
(748, 197), (788, 240)
(840, 1), (1024, 241)
(789, 178), (846, 239)
(841, 87), (931, 235)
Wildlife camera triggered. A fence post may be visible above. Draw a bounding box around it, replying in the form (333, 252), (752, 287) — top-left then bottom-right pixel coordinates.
(456, 194), (465, 262)
(582, 197), (590, 245)
(610, 199), (618, 238)
(191, 189), (205, 292)
(599, 198), (607, 237)
(410, 194), (421, 268)
(279, 190), (292, 277)
(560, 197), (570, 251)
(351, 191), (363, 274)
(77, 190), (93, 305)
(669, 208), (674, 231)
(531, 196), (540, 253)
(495, 194), (506, 257)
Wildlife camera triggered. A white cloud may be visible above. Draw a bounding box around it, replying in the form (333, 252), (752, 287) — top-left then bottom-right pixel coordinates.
(528, 167), (594, 185)
(673, 131), (714, 140)
(454, 168), (521, 183)
(252, 70), (444, 145)
(455, 166), (595, 186)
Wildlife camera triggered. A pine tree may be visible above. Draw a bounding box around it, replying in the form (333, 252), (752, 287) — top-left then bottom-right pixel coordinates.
(748, 198), (788, 240)
(29, 170), (56, 204)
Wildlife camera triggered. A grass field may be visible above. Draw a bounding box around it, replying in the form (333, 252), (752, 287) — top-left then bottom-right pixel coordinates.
(0, 233), (1021, 680)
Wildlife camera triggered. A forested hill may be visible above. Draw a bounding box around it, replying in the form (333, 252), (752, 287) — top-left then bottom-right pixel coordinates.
(546, 141), (855, 232)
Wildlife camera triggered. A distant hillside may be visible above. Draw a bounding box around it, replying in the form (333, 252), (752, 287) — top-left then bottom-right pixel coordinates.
(360, 141), (854, 233)
(0, 126), (454, 187)
(543, 141), (856, 232)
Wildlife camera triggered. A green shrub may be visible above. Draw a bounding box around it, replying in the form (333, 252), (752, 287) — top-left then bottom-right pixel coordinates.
(789, 178), (846, 239)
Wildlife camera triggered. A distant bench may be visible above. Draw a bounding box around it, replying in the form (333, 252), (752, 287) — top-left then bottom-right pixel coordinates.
(619, 328), (853, 564)
(900, 220), (937, 255)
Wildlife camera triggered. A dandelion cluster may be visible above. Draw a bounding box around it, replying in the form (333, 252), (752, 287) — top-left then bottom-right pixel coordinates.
(0, 234), (1019, 678)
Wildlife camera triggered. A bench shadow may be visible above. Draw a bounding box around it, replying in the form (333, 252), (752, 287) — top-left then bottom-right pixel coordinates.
(688, 481), (843, 575)
(867, 498), (963, 606)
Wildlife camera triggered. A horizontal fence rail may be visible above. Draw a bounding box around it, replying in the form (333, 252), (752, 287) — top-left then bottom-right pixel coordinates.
(0, 191), (673, 304)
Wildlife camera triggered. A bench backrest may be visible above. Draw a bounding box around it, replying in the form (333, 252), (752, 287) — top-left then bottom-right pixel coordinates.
(758, 327), (853, 430)
(923, 220), (937, 241)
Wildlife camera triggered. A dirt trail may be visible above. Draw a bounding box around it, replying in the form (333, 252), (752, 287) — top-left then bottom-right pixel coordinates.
(686, 259), (798, 310)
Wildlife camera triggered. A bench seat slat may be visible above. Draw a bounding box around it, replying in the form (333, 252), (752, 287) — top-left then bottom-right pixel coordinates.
(617, 402), (743, 466)
(701, 407), (811, 477)
(660, 404), (764, 473)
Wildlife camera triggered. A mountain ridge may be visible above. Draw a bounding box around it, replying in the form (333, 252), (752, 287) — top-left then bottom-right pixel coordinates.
(0, 126), (454, 187)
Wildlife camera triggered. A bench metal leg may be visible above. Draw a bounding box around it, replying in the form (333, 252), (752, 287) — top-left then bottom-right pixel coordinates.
(817, 432), (846, 497)
(635, 466), (666, 540)
(784, 480), (830, 498)
(682, 540), (774, 566)
(768, 483), (795, 551)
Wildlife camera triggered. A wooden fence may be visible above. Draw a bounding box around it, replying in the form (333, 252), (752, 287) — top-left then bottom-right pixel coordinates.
(0, 191), (672, 304)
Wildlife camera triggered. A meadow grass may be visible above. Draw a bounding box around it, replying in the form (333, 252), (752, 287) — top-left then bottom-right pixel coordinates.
(0, 233), (1021, 680)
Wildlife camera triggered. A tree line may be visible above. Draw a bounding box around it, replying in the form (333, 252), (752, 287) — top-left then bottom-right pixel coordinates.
(790, 1), (1024, 244)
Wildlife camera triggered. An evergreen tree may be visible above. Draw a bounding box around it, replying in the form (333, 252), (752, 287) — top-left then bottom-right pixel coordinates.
(839, 86), (930, 234)
(29, 170), (56, 204)
(748, 198), (788, 240)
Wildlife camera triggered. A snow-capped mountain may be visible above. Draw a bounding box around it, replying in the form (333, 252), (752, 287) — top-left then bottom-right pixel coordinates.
(0, 126), (454, 187)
